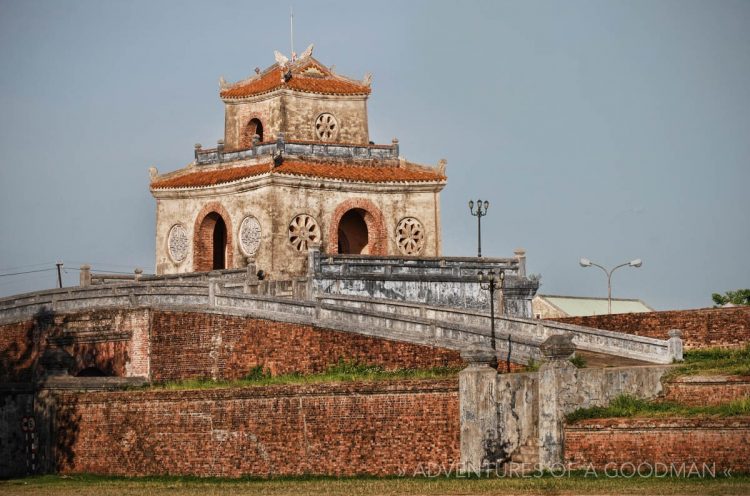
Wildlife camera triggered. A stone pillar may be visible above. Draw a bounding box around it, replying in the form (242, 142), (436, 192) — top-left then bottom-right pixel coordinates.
(668, 329), (684, 362)
(134, 268), (143, 281)
(79, 265), (91, 287)
(537, 334), (576, 470)
(306, 243), (321, 299)
(459, 346), (500, 474)
(514, 248), (527, 278)
(245, 257), (258, 281)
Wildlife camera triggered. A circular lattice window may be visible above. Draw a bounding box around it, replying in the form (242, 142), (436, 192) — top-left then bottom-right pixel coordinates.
(167, 224), (189, 262)
(239, 215), (262, 256)
(288, 214), (321, 252)
(315, 113), (338, 141)
(396, 217), (425, 255)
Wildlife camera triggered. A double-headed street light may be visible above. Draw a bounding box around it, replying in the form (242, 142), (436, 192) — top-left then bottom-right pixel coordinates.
(478, 269), (506, 371)
(579, 258), (643, 314)
(468, 199), (489, 258)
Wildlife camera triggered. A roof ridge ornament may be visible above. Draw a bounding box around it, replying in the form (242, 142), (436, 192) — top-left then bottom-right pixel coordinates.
(219, 76), (228, 90)
(299, 43), (314, 60)
(274, 50), (289, 68)
(362, 72), (373, 86)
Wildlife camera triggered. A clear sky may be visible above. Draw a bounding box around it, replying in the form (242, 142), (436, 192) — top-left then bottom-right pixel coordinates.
(0, 0), (748, 309)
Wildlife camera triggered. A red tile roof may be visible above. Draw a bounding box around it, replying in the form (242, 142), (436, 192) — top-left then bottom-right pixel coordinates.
(220, 60), (370, 99)
(151, 160), (445, 189)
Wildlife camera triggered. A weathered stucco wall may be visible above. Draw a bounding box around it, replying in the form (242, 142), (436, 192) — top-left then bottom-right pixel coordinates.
(155, 180), (441, 278)
(223, 91), (369, 149)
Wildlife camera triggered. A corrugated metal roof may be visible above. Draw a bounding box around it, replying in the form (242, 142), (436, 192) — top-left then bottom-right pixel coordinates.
(537, 295), (653, 316)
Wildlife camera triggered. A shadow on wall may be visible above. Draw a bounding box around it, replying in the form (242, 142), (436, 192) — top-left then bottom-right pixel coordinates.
(52, 394), (82, 474)
(0, 308), (55, 383)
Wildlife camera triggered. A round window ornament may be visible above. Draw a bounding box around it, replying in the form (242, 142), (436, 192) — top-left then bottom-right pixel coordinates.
(288, 214), (321, 252)
(167, 224), (189, 262)
(239, 216), (262, 256)
(315, 113), (338, 141)
(396, 217), (425, 256)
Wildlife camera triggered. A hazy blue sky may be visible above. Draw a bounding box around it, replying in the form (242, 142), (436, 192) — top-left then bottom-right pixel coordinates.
(0, 0), (748, 309)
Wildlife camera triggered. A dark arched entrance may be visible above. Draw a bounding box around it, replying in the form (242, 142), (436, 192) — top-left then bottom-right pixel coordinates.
(76, 366), (107, 377)
(240, 118), (264, 148)
(337, 209), (369, 254)
(195, 212), (228, 271)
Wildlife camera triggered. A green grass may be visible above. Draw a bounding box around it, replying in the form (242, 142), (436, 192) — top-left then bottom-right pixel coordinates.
(566, 394), (750, 423)
(2, 473), (749, 496)
(672, 345), (750, 377)
(143, 360), (461, 390)
(569, 354), (587, 368)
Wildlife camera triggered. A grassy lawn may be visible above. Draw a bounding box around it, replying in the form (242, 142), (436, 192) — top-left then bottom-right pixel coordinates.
(567, 394), (750, 422)
(672, 345), (750, 377)
(2, 474), (750, 496)
(142, 361), (462, 390)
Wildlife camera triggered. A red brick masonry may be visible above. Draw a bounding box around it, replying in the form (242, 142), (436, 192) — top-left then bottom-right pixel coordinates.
(565, 417), (750, 473)
(149, 310), (463, 381)
(551, 306), (750, 349)
(664, 375), (750, 406)
(54, 379), (459, 477)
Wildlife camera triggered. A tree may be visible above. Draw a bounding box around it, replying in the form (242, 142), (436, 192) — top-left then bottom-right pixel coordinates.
(712, 289), (750, 307)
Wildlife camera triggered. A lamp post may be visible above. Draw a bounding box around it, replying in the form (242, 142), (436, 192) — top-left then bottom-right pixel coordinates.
(478, 269), (505, 370)
(579, 258), (642, 314)
(468, 199), (489, 257)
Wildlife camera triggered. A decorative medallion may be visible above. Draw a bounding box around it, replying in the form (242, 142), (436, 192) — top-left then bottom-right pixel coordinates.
(239, 216), (262, 256)
(288, 214), (321, 252)
(167, 224), (189, 262)
(395, 217), (425, 255)
(315, 113), (338, 141)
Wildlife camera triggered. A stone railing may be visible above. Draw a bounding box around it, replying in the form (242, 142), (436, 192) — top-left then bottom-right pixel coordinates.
(194, 136), (399, 166)
(0, 277), (680, 366)
(316, 294), (680, 365)
(308, 247), (538, 316)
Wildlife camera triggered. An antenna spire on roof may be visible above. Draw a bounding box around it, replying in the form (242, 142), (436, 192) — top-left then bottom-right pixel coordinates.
(290, 6), (296, 61)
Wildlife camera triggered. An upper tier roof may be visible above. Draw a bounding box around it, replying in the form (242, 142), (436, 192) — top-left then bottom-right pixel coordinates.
(220, 48), (371, 99)
(150, 159), (445, 190)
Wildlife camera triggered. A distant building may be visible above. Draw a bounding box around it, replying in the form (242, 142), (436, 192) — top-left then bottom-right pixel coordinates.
(532, 294), (654, 319)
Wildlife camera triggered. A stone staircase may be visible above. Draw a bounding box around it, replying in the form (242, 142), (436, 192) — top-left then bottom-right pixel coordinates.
(502, 438), (540, 475)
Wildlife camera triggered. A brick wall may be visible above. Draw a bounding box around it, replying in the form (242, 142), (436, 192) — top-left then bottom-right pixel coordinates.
(0, 320), (37, 382)
(149, 310), (463, 381)
(550, 306), (750, 349)
(0, 309), (150, 381)
(565, 417), (750, 473)
(54, 379), (459, 477)
(664, 376), (750, 406)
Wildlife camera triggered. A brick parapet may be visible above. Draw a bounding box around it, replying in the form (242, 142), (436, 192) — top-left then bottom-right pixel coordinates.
(53, 379), (460, 477)
(565, 416), (750, 473)
(664, 375), (750, 406)
(550, 306), (750, 349)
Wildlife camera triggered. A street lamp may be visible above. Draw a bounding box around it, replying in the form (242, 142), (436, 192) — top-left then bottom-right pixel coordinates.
(579, 257), (642, 314)
(478, 269), (505, 370)
(468, 199), (489, 257)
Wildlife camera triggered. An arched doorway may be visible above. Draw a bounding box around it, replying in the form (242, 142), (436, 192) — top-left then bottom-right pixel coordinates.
(328, 199), (387, 255)
(241, 118), (263, 148)
(195, 211), (229, 271)
(337, 209), (369, 254)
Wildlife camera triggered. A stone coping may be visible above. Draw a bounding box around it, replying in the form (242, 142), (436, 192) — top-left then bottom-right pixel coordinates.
(55, 378), (459, 403)
(567, 416), (750, 429)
